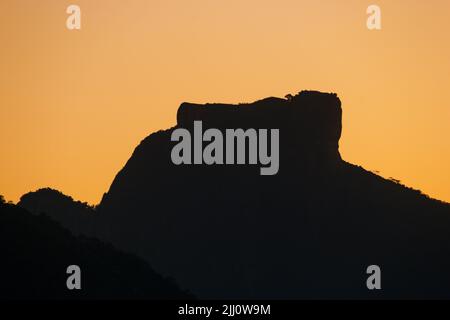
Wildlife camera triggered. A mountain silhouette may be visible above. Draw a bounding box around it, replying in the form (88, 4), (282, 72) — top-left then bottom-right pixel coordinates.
(1, 198), (192, 299)
(18, 90), (450, 299)
(20, 188), (95, 236)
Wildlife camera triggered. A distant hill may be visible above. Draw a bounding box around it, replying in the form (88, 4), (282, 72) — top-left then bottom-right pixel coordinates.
(0, 199), (192, 299)
(18, 91), (450, 299)
(19, 188), (95, 236)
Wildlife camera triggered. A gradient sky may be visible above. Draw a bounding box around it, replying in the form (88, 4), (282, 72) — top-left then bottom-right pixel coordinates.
(1, 0), (449, 204)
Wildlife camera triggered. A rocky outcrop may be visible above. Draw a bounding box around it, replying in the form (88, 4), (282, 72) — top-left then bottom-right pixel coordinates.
(176, 91), (342, 165)
(92, 90), (450, 299)
(19, 90), (450, 299)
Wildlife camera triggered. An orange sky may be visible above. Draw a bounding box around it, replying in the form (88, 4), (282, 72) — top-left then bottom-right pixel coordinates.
(1, 0), (449, 204)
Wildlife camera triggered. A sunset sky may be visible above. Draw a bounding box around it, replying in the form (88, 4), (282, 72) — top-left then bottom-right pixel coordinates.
(1, 0), (449, 204)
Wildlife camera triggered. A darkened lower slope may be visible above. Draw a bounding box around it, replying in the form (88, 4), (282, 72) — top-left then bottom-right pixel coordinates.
(0, 201), (192, 300)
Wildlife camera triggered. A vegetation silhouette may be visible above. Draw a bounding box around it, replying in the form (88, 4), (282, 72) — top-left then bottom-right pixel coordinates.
(16, 91), (450, 299)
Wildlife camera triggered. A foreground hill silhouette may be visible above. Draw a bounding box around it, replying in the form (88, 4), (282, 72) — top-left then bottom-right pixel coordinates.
(0, 198), (191, 299)
(19, 91), (450, 299)
(19, 188), (95, 236)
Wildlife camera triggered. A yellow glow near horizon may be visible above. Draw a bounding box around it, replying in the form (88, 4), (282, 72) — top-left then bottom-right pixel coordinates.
(1, 0), (449, 204)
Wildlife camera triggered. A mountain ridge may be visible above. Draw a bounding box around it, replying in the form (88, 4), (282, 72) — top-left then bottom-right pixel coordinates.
(16, 90), (450, 299)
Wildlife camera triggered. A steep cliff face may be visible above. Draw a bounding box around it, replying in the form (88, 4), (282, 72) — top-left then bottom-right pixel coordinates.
(101, 91), (343, 209)
(176, 91), (342, 165)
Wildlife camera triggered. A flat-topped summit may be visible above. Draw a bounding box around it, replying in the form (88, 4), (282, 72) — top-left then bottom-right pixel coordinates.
(174, 90), (342, 170)
(177, 91), (342, 142)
